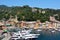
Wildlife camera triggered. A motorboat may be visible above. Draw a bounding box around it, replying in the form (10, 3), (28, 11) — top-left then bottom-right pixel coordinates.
(10, 28), (40, 40)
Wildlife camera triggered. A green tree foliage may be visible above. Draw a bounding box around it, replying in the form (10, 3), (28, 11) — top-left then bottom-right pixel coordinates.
(0, 5), (60, 22)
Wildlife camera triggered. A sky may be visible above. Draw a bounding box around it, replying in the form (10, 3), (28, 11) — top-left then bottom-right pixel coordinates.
(0, 0), (60, 9)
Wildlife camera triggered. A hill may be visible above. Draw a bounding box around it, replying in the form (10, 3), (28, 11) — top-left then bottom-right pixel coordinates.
(0, 5), (60, 22)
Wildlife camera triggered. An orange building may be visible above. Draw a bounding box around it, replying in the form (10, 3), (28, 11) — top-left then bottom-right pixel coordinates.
(20, 21), (26, 28)
(34, 20), (41, 29)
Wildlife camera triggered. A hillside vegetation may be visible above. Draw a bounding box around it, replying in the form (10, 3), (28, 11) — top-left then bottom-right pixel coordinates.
(0, 5), (60, 22)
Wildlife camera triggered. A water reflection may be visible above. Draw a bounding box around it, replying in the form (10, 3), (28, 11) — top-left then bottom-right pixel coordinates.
(37, 30), (60, 40)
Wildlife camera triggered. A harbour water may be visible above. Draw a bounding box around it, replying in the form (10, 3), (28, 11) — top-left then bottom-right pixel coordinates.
(37, 30), (60, 40)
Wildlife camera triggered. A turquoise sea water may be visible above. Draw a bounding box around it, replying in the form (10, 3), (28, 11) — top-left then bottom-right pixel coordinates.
(37, 30), (60, 40)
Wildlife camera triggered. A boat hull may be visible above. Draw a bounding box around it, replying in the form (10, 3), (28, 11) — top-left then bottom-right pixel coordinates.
(10, 38), (37, 40)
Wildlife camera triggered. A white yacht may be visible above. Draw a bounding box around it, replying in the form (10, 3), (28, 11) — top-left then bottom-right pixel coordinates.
(51, 30), (55, 33)
(37, 29), (42, 32)
(24, 34), (40, 40)
(10, 28), (40, 40)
